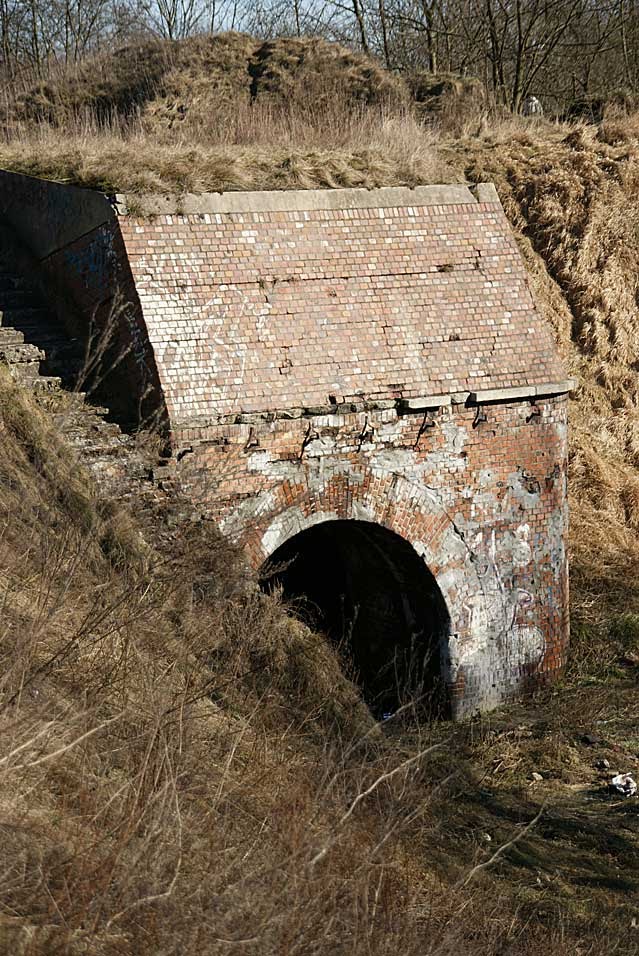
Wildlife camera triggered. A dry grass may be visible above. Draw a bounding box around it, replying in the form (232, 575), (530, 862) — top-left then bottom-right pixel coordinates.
(0, 32), (458, 193)
(10, 33), (407, 126)
(0, 111), (455, 193)
(449, 118), (639, 673)
(4, 34), (639, 952)
(0, 367), (422, 954)
(2, 357), (635, 954)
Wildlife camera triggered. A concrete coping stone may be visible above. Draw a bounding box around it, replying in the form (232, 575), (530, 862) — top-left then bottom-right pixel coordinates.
(401, 380), (575, 412)
(400, 395), (453, 410)
(116, 183), (500, 216)
(468, 380), (577, 404)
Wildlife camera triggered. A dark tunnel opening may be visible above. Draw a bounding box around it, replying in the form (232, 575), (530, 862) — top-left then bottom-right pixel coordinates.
(260, 520), (451, 718)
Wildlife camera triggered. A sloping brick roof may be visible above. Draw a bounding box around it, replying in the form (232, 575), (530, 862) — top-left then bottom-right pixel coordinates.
(119, 185), (566, 425)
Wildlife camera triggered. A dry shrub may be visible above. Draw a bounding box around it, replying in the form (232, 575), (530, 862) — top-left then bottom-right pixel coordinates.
(10, 32), (406, 131)
(0, 367), (97, 538)
(204, 590), (375, 738)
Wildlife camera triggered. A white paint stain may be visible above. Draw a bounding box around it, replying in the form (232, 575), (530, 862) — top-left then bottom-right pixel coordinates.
(512, 524), (532, 568)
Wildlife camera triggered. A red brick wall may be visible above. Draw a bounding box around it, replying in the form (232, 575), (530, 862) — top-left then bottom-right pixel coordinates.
(114, 185), (570, 717)
(1, 173), (571, 716)
(173, 395), (569, 718)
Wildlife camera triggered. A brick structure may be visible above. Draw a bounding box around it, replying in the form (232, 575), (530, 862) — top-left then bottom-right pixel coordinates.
(0, 174), (572, 717)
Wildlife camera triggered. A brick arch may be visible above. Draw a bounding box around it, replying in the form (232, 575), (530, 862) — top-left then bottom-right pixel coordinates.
(220, 464), (542, 715)
(230, 467), (496, 635)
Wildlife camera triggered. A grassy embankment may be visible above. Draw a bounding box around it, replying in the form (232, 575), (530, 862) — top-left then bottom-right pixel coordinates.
(2, 33), (639, 953)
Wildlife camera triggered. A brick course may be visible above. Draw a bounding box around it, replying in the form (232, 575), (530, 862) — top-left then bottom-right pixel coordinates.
(118, 190), (565, 427)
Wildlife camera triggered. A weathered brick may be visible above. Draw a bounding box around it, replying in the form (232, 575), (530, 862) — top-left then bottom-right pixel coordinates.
(114, 186), (572, 718)
(0, 172), (571, 718)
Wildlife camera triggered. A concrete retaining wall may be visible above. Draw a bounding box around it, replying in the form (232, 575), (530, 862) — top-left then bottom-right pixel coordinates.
(0, 170), (166, 430)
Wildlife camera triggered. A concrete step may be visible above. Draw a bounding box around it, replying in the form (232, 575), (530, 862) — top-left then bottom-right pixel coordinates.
(11, 319), (80, 340)
(43, 357), (84, 378)
(85, 459), (130, 487)
(81, 403), (110, 417)
(52, 414), (119, 435)
(0, 342), (45, 364)
(65, 429), (124, 449)
(13, 332), (82, 362)
(63, 421), (123, 440)
(8, 362), (42, 383)
(0, 328), (25, 345)
(42, 341), (83, 358)
(62, 417), (124, 437)
(31, 376), (62, 392)
(65, 438), (129, 458)
(54, 409), (117, 432)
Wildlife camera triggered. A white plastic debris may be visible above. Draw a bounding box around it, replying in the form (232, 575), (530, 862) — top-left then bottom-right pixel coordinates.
(610, 773), (637, 797)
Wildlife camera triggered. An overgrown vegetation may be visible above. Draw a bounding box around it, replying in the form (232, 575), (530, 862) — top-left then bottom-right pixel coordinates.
(3, 29), (639, 955)
(0, 34), (457, 193)
(458, 121), (639, 670)
(3, 327), (639, 955)
(3, 344), (639, 953)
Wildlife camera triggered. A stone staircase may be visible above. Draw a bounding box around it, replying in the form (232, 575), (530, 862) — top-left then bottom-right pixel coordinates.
(0, 266), (157, 499)
(0, 270), (83, 388)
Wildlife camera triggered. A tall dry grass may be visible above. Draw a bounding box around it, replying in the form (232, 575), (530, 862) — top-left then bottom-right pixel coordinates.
(1, 361), (621, 955)
(0, 32), (459, 192)
(6, 33), (407, 125)
(457, 118), (639, 671)
(2, 366), (481, 955)
(0, 103), (454, 194)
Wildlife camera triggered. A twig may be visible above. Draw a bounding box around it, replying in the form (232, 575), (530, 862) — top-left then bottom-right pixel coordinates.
(19, 714), (123, 769)
(310, 739), (444, 867)
(457, 806), (544, 888)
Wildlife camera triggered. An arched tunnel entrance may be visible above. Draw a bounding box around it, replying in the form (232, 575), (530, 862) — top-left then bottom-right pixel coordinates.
(260, 520), (451, 718)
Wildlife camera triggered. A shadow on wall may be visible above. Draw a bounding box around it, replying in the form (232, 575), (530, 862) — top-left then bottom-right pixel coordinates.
(260, 519), (451, 718)
(0, 170), (169, 438)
